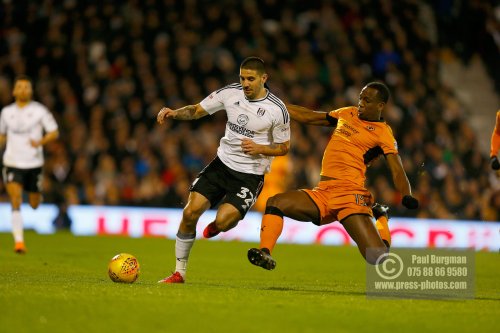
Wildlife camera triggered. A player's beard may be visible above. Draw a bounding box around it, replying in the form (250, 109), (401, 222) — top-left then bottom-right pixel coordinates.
(244, 89), (254, 99)
(15, 92), (32, 103)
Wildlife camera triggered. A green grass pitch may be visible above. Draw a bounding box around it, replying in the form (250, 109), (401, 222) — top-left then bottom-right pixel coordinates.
(0, 231), (498, 333)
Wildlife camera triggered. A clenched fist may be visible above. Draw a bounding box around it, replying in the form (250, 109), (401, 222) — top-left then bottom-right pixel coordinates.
(157, 107), (175, 124)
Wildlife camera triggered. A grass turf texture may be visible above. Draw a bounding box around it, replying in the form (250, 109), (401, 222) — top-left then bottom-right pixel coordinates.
(0, 232), (498, 333)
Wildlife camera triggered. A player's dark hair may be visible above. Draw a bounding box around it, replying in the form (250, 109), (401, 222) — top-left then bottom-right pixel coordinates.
(366, 82), (390, 103)
(240, 57), (266, 75)
(14, 75), (33, 85)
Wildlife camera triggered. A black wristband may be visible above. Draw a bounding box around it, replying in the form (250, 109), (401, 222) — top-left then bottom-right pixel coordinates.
(402, 195), (419, 209)
(326, 113), (338, 126)
(491, 156), (500, 170)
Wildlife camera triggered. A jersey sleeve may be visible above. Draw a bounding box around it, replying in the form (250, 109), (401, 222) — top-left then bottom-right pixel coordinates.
(327, 109), (341, 119)
(327, 106), (355, 119)
(199, 84), (237, 115)
(41, 106), (58, 132)
(270, 103), (290, 143)
(272, 118), (290, 144)
(0, 109), (6, 135)
(379, 125), (399, 155)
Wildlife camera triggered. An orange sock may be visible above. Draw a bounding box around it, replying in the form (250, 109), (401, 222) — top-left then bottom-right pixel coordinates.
(259, 214), (284, 253)
(375, 216), (391, 247)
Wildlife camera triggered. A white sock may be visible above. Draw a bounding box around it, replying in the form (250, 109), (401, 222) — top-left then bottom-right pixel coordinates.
(175, 233), (196, 278)
(11, 210), (23, 243)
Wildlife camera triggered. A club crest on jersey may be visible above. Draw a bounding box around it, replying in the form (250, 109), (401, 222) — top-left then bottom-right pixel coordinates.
(366, 125), (375, 131)
(237, 114), (249, 126)
(257, 108), (266, 117)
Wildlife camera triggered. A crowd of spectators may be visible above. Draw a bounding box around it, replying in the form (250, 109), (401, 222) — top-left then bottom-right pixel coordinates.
(0, 0), (498, 221)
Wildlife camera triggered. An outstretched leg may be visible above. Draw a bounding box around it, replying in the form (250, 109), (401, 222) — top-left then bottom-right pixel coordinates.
(28, 192), (42, 209)
(341, 214), (388, 265)
(248, 190), (319, 270)
(260, 190), (319, 252)
(6, 182), (26, 254)
(203, 203), (242, 238)
(159, 191), (210, 284)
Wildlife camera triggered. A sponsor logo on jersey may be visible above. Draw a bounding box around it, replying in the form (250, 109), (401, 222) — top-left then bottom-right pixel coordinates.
(234, 101), (240, 106)
(228, 121), (255, 138)
(342, 123), (359, 134)
(237, 114), (249, 126)
(366, 125), (375, 131)
(257, 108), (266, 116)
(11, 128), (32, 134)
(336, 122), (359, 137)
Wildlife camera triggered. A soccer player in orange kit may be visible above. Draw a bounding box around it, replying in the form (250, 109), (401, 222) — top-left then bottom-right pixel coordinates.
(247, 82), (419, 269)
(490, 110), (500, 170)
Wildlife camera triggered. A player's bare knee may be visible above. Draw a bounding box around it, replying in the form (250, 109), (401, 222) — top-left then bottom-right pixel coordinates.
(10, 198), (22, 210)
(215, 209), (241, 231)
(266, 194), (286, 210)
(182, 206), (203, 226)
(266, 195), (278, 208)
(30, 201), (40, 209)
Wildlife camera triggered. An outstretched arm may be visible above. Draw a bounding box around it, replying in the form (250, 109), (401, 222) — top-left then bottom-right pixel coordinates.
(386, 153), (419, 209)
(157, 104), (209, 124)
(285, 104), (333, 126)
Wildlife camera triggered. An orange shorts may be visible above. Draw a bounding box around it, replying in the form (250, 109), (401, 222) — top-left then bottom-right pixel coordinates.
(302, 179), (374, 225)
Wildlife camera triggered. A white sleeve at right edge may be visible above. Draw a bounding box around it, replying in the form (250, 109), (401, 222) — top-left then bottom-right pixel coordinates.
(0, 108), (6, 135)
(41, 106), (58, 132)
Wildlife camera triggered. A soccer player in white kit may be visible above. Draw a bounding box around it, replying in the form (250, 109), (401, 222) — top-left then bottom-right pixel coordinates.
(156, 57), (291, 283)
(0, 76), (59, 253)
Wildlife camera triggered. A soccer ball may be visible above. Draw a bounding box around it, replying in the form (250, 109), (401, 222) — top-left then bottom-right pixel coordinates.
(108, 253), (140, 283)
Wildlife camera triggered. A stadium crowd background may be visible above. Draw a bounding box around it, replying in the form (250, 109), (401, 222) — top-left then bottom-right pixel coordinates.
(0, 0), (499, 222)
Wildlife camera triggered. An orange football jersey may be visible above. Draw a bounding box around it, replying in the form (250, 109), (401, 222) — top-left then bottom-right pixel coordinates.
(321, 106), (398, 186)
(491, 110), (500, 157)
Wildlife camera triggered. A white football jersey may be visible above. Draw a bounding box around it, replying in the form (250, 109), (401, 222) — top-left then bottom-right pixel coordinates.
(0, 101), (58, 168)
(200, 83), (290, 175)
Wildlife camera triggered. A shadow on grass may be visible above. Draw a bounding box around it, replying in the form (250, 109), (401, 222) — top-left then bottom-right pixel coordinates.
(189, 281), (366, 297)
(474, 296), (500, 302)
(263, 285), (366, 296)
